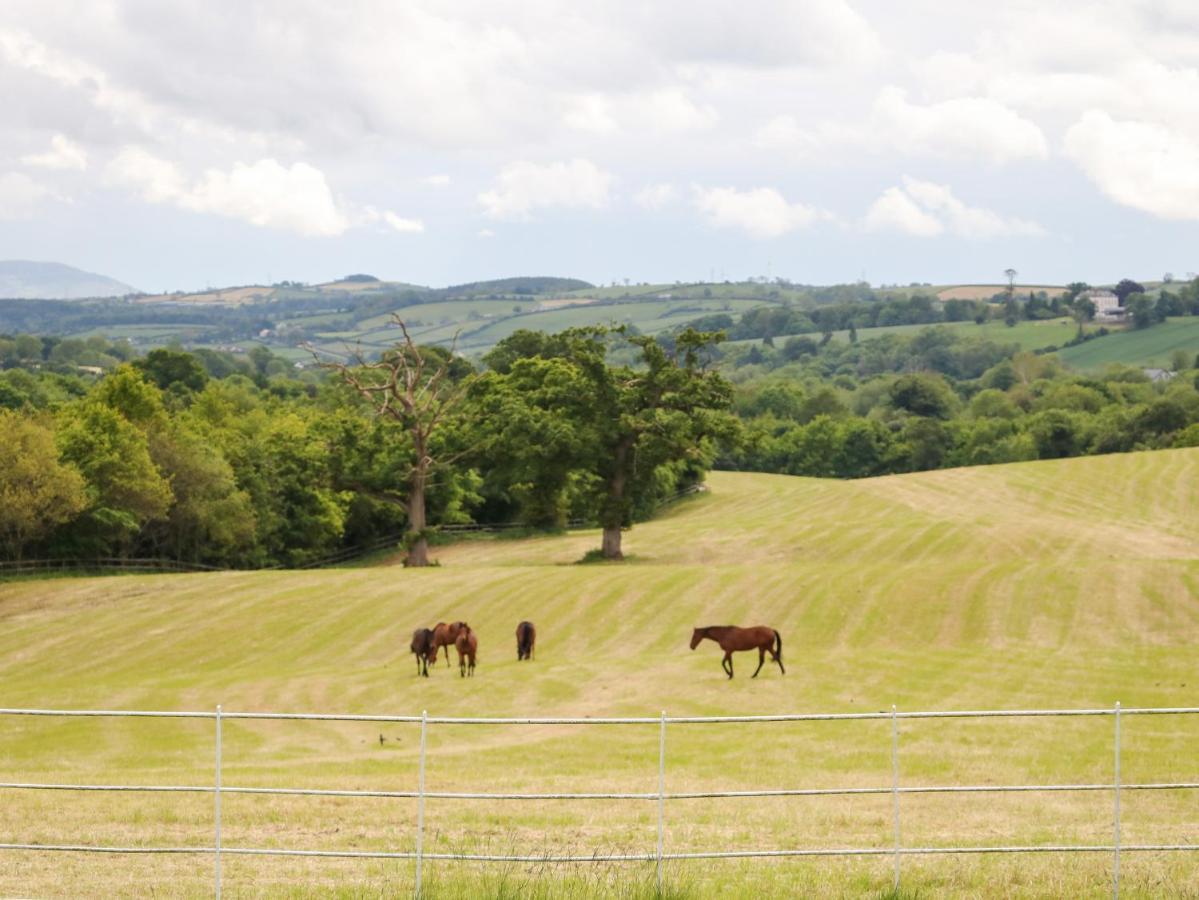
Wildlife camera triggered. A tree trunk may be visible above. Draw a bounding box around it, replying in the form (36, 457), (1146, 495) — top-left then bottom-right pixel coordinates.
(600, 439), (632, 560)
(406, 450), (430, 567)
(601, 524), (623, 560)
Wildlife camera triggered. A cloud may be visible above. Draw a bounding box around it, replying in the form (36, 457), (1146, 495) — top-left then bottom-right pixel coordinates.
(0, 171), (63, 219)
(478, 158), (615, 220)
(359, 207), (425, 233)
(638, 0), (881, 68)
(21, 133), (87, 170)
(692, 185), (829, 238)
(871, 87), (1049, 164)
(422, 174), (452, 187)
(864, 176), (1046, 238)
(633, 183), (676, 210)
(1063, 110), (1199, 221)
(564, 94), (618, 135)
(477, 228), (496, 238)
(863, 186), (943, 237)
(106, 147), (419, 237)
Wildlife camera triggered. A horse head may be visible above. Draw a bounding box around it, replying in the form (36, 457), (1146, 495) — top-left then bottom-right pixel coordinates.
(689, 627), (705, 650)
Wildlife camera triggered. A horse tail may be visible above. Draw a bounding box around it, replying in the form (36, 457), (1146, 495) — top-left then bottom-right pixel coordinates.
(773, 630), (782, 659)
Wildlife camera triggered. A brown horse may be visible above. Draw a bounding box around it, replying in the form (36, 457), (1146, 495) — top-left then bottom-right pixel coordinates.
(690, 626), (784, 679)
(455, 627), (477, 678)
(516, 621), (536, 661)
(432, 621), (468, 667)
(410, 627), (437, 677)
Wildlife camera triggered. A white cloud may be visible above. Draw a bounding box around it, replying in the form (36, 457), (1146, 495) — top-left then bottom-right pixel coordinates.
(381, 211), (424, 233)
(1063, 110), (1199, 221)
(422, 174), (452, 187)
(564, 94), (618, 135)
(21, 133), (87, 170)
(692, 185), (828, 238)
(863, 186), (943, 237)
(0, 171), (62, 218)
(478, 158), (615, 220)
(639, 0), (881, 68)
(864, 176), (1046, 239)
(477, 228), (496, 238)
(634, 183), (676, 210)
(872, 87), (1049, 164)
(106, 147), (419, 237)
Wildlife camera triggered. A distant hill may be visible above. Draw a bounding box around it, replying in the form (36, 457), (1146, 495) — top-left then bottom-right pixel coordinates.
(0, 260), (137, 300)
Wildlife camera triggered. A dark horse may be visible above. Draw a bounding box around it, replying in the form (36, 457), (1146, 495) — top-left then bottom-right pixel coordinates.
(432, 621), (468, 668)
(690, 626), (784, 679)
(516, 621), (536, 661)
(455, 627), (477, 678)
(410, 627), (436, 677)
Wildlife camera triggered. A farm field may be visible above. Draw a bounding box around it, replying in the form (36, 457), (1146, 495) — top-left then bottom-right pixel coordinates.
(1057, 318), (1199, 371)
(728, 317), (1086, 354)
(935, 284), (1066, 301)
(2, 450), (1199, 896)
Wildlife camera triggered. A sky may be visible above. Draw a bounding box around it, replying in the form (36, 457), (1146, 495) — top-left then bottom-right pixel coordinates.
(2, 0), (1199, 293)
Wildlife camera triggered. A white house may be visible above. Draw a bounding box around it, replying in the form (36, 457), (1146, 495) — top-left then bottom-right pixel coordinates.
(1083, 289), (1124, 322)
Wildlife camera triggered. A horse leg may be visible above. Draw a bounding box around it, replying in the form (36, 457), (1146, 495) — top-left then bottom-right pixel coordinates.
(723, 651), (734, 679)
(752, 647), (765, 678)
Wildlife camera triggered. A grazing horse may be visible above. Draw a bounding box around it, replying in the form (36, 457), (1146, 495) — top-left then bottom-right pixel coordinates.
(432, 621), (468, 667)
(410, 628), (436, 677)
(516, 621), (536, 661)
(690, 626), (784, 679)
(455, 627), (478, 678)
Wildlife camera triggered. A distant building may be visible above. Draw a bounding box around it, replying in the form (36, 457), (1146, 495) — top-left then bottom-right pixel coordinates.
(1083, 289), (1124, 322)
(1143, 368), (1175, 383)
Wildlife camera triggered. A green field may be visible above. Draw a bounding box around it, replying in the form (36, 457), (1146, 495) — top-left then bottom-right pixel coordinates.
(729, 317), (1086, 354)
(1057, 319), (1199, 371)
(2, 451), (1199, 896)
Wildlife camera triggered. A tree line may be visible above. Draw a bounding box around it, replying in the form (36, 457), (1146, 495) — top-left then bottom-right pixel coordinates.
(0, 328), (733, 567)
(721, 339), (1199, 478)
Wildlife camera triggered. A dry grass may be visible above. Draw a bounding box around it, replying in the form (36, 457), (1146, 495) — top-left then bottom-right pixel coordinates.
(2, 450), (1198, 896)
(935, 285), (1068, 301)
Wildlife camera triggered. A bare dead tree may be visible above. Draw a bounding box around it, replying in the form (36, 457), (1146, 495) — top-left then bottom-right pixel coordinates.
(317, 316), (471, 567)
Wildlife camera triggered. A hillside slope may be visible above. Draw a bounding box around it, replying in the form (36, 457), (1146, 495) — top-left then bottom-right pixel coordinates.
(1, 450), (1197, 896)
(2, 449), (1197, 712)
(0, 260), (137, 299)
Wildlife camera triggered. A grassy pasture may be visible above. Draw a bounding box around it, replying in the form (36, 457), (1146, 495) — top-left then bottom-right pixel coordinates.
(728, 318), (1086, 353)
(2, 450), (1199, 896)
(1056, 319), (1199, 371)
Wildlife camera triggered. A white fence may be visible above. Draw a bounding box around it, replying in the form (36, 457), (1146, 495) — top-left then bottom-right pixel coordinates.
(2, 704), (1198, 898)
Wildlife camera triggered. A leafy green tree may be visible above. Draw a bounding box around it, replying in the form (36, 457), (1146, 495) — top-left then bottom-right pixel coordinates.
(143, 424), (256, 562)
(1114, 279), (1146, 303)
(0, 411), (87, 559)
(1064, 282), (1090, 302)
(1125, 293), (1156, 329)
(1070, 297), (1096, 336)
(487, 327), (735, 559)
(54, 402), (173, 554)
(888, 373), (956, 419)
(1028, 410), (1082, 458)
(134, 348), (209, 393)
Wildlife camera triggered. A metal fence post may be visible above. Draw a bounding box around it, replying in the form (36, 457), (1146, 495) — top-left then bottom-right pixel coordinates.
(656, 710), (666, 893)
(415, 710), (428, 899)
(1113, 701), (1122, 899)
(890, 704), (901, 892)
(214, 704), (222, 900)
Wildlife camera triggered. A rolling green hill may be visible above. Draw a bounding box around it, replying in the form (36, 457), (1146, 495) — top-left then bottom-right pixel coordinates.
(2, 450), (1198, 896)
(1057, 318), (1199, 371)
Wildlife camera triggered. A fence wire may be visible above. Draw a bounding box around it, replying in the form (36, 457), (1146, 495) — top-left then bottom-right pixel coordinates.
(2, 704), (1197, 899)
